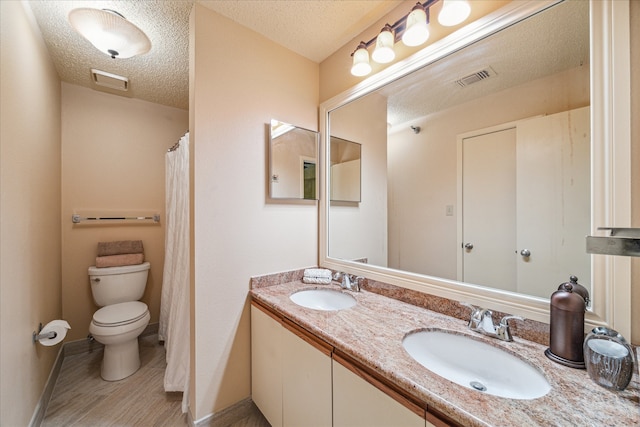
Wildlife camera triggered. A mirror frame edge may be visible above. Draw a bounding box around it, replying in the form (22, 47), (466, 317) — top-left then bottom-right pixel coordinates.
(319, 0), (632, 337)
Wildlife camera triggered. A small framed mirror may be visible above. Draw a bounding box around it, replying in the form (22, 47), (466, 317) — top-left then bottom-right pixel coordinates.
(330, 137), (361, 202)
(269, 119), (318, 200)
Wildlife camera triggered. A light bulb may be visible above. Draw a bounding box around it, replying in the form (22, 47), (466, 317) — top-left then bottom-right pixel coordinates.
(371, 25), (395, 64)
(438, 0), (471, 27)
(402, 3), (429, 47)
(351, 43), (372, 76)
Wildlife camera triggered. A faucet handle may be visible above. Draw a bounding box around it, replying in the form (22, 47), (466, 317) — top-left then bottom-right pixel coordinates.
(497, 315), (524, 341)
(460, 302), (485, 329)
(352, 276), (365, 292)
(460, 302), (480, 315)
(499, 315), (524, 326)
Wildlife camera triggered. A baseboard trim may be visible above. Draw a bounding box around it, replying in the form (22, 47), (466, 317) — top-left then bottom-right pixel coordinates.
(192, 397), (258, 427)
(28, 344), (64, 427)
(29, 322), (160, 426)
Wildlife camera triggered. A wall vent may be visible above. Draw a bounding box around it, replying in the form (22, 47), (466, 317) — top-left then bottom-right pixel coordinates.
(91, 69), (129, 91)
(455, 68), (495, 87)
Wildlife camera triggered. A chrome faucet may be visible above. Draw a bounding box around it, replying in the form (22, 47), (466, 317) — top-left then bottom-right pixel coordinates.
(333, 272), (363, 292)
(461, 303), (523, 342)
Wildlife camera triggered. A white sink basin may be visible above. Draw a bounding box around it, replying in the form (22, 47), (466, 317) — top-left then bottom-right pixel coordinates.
(290, 289), (356, 311)
(403, 330), (551, 399)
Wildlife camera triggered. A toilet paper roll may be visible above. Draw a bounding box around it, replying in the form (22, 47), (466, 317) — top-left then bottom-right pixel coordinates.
(37, 320), (71, 346)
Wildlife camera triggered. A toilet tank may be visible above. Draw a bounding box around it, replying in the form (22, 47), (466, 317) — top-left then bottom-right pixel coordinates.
(88, 262), (151, 306)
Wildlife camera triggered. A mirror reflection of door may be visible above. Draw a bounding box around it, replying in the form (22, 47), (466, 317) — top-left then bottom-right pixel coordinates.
(462, 127), (517, 291)
(460, 107), (590, 297)
(515, 107), (590, 295)
(302, 159), (316, 200)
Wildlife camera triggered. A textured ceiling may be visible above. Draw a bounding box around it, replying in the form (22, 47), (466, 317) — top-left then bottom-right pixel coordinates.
(198, 0), (404, 63)
(27, 0), (404, 111)
(382, 0), (589, 127)
(25, 1), (588, 121)
(28, 0), (193, 110)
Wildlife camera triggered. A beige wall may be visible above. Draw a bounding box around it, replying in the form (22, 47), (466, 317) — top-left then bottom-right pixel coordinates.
(388, 65), (589, 279)
(61, 83), (188, 341)
(190, 4), (319, 421)
(0, 1), (62, 425)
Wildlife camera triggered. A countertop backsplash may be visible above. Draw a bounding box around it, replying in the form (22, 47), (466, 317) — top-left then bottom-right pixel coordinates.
(250, 267), (550, 345)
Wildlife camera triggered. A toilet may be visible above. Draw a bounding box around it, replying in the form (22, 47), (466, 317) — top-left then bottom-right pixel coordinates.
(88, 262), (151, 381)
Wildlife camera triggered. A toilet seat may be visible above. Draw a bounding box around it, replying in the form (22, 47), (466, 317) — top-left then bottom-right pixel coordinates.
(92, 301), (149, 327)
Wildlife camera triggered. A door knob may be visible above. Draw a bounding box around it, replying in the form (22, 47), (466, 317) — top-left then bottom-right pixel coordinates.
(520, 249), (531, 257)
(464, 243), (474, 250)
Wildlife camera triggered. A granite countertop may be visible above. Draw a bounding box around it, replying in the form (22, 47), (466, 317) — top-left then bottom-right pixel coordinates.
(250, 280), (640, 427)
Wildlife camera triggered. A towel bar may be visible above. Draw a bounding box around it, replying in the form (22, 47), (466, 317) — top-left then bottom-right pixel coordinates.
(586, 227), (640, 257)
(72, 214), (160, 224)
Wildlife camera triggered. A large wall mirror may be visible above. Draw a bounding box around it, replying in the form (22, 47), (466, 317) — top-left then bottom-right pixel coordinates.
(269, 119), (319, 200)
(320, 0), (631, 336)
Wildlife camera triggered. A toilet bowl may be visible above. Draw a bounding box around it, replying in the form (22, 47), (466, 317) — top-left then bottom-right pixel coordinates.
(89, 301), (150, 381)
(88, 262), (151, 381)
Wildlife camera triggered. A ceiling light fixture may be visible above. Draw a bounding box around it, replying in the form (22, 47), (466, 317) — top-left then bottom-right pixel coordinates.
(349, 0), (471, 77)
(402, 3), (430, 47)
(68, 8), (151, 59)
(371, 24), (396, 64)
(350, 42), (373, 77)
(438, 0), (472, 27)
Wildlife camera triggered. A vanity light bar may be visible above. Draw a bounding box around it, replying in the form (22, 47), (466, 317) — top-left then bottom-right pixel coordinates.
(350, 0), (471, 77)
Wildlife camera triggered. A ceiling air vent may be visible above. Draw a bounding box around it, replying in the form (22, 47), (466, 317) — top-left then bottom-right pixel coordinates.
(91, 69), (129, 91)
(455, 68), (495, 87)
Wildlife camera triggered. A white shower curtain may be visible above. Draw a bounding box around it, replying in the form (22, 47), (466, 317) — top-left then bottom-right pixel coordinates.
(159, 132), (190, 413)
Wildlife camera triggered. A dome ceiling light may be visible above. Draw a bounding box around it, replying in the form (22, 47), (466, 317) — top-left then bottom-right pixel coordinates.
(68, 8), (151, 59)
(350, 0), (471, 77)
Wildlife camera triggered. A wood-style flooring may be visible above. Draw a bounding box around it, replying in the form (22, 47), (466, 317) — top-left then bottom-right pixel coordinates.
(42, 335), (270, 427)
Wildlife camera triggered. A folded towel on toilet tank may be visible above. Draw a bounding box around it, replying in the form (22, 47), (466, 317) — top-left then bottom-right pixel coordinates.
(97, 240), (144, 256)
(95, 253), (145, 268)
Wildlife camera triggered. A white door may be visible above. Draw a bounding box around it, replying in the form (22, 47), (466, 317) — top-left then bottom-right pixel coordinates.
(516, 107), (590, 297)
(461, 127), (517, 291)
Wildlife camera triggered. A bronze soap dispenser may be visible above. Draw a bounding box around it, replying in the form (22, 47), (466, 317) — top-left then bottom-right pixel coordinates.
(545, 276), (590, 368)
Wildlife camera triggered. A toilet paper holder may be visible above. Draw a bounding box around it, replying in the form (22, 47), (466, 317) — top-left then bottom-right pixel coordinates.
(32, 322), (57, 343)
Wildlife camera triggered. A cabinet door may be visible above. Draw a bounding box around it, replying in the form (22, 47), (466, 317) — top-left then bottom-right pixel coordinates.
(251, 304), (283, 427)
(282, 323), (332, 427)
(333, 359), (425, 427)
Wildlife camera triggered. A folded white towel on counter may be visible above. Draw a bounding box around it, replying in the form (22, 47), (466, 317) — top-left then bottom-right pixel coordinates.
(302, 276), (332, 284)
(303, 268), (333, 284)
(303, 268), (332, 279)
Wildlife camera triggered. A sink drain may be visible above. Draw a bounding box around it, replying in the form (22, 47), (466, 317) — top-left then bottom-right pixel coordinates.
(470, 381), (487, 392)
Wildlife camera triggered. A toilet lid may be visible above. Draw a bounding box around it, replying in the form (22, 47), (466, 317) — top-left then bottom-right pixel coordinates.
(93, 301), (148, 327)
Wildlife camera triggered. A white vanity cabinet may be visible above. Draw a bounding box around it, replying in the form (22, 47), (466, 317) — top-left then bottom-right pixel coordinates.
(333, 354), (435, 427)
(251, 300), (452, 427)
(282, 320), (332, 426)
(251, 303), (283, 427)
(251, 302), (332, 427)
